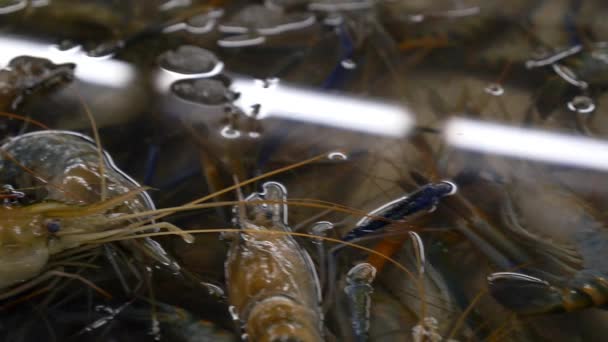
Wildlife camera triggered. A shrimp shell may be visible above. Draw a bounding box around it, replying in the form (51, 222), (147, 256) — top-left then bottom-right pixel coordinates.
(225, 182), (324, 342)
(0, 130), (153, 210)
(0, 130), (178, 290)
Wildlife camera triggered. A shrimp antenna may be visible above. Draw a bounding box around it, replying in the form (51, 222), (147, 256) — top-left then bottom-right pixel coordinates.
(75, 91), (107, 200)
(232, 174), (247, 227)
(0, 111), (50, 130)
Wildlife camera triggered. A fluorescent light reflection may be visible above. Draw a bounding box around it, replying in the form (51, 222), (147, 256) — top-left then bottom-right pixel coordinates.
(230, 77), (413, 137)
(0, 35), (134, 88)
(445, 118), (608, 172)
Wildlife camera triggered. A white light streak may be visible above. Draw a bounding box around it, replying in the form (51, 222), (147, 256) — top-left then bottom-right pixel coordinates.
(230, 77), (413, 137)
(445, 118), (608, 171)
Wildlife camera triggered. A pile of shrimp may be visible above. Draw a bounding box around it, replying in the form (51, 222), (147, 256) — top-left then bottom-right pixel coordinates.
(0, 104), (569, 342)
(5, 1), (608, 341)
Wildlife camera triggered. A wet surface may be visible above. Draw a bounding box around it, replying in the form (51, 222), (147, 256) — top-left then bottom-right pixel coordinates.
(2, 0), (608, 341)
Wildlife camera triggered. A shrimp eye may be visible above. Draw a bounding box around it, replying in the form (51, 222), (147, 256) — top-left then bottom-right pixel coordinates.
(45, 219), (61, 233)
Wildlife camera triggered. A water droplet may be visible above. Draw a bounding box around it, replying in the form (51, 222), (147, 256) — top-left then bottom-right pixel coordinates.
(567, 95), (595, 114)
(159, 45), (219, 74)
(341, 59), (357, 70)
(171, 78), (232, 105)
(217, 34), (266, 48)
(185, 14), (216, 34)
(484, 83), (504, 96)
(221, 125), (241, 139)
(182, 9), (223, 34)
(0, 0), (26, 15)
(248, 131), (262, 139)
(328, 151), (348, 160)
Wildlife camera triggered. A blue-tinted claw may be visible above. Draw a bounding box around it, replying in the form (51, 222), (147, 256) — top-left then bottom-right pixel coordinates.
(342, 181), (457, 241)
(488, 272), (567, 314)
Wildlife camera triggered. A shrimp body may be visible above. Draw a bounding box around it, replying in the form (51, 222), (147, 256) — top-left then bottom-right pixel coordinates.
(488, 179), (608, 314)
(0, 130), (163, 291)
(343, 181), (456, 241)
(344, 263), (376, 342)
(225, 182), (323, 342)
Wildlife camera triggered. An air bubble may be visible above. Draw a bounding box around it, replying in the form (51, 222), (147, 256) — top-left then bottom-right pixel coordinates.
(341, 59), (357, 70)
(248, 131), (262, 139)
(484, 83), (504, 96)
(185, 14), (216, 34)
(567, 95), (595, 114)
(328, 151), (348, 160)
(221, 125), (241, 139)
(159, 45), (219, 74)
(175, 9), (222, 34)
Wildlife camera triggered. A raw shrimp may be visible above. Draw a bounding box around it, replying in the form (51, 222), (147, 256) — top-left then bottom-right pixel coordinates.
(343, 262), (376, 342)
(225, 181), (324, 342)
(342, 181), (457, 241)
(489, 178), (608, 314)
(0, 130), (189, 295)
